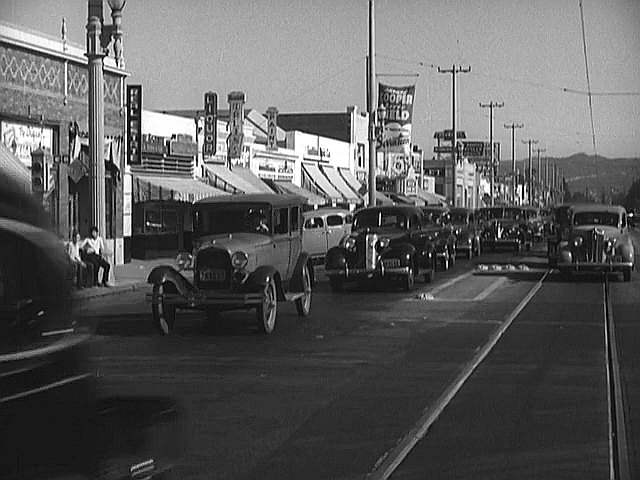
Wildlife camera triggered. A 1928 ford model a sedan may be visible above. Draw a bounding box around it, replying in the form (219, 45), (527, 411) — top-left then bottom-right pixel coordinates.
(148, 194), (314, 334)
(324, 205), (437, 291)
(556, 204), (634, 281)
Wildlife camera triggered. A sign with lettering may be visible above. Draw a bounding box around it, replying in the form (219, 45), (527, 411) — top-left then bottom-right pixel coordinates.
(377, 83), (415, 155)
(169, 139), (198, 157)
(141, 134), (166, 155)
(203, 91), (217, 157)
(433, 130), (466, 141)
(1, 120), (53, 168)
(126, 85), (142, 165)
(462, 141), (485, 158)
(227, 91), (245, 161)
(266, 106), (278, 150)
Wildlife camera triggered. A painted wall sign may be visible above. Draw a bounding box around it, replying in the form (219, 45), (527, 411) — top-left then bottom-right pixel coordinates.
(1, 120), (53, 168)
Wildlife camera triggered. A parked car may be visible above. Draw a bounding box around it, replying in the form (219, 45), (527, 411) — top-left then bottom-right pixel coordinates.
(421, 205), (457, 268)
(556, 204), (634, 281)
(449, 207), (482, 258)
(303, 208), (352, 264)
(147, 194), (314, 334)
(325, 205), (437, 291)
(1, 168), (176, 479)
(478, 206), (532, 252)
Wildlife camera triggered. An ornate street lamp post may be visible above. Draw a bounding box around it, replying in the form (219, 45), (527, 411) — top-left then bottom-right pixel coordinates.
(86, 0), (124, 236)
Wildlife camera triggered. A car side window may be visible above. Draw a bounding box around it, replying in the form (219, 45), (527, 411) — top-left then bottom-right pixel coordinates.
(274, 208), (289, 235)
(291, 206), (301, 234)
(326, 215), (343, 227)
(622, 214), (627, 228)
(304, 217), (324, 229)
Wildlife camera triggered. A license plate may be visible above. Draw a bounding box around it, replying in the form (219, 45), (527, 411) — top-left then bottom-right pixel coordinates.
(199, 268), (226, 282)
(382, 258), (401, 267)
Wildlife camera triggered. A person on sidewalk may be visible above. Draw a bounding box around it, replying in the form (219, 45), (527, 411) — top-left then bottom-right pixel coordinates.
(67, 230), (94, 289)
(82, 226), (111, 287)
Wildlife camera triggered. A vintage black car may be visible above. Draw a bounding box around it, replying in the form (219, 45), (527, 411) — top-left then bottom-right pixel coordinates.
(449, 207), (482, 258)
(1, 170), (176, 479)
(147, 194), (314, 334)
(325, 205), (437, 291)
(478, 206), (532, 252)
(546, 203), (575, 266)
(421, 205), (458, 267)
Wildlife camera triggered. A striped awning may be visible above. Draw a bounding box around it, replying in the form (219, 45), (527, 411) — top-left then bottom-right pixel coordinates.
(270, 180), (327, 206)
(339, 168), (364, 195)
(132, 174), (227, 203)
(204, 165), (264, 194)
(302, 163), (343, 203)
(416, 187), (448, 206)
(321, 166), (361, 204)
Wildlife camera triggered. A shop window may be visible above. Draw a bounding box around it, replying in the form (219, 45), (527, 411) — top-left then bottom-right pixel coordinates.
(162, 210), (178, 233)
(145, 209), (162, 233)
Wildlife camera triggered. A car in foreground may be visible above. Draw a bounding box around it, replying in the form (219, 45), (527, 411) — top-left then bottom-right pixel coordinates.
(303, 208), (352, 264)
(147, 194), (314, 334)
(325, 205), (437, 291)
(478, 206), (532, 252)
(449, 207), (482, 258)
(556, 204), (634, 281)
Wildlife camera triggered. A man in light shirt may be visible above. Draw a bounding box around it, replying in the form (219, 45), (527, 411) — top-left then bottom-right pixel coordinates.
(67, 230), (94, 288)
(83, 226), (111, 287)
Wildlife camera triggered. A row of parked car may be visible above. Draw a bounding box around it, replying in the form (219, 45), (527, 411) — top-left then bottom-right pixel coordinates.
(147, 195), (552, 336)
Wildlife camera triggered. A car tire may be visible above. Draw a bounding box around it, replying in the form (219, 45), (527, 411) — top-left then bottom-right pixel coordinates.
(329, 277), (343, 292)
(424, 258), (435, 283)
(514, 243), (522, 253)
(295, 263), (312, 316)
(623, 268), (632, 282)
(467, 246), (473, 259)
(401, 264), (415, 291)
(256, 277), (278, 334)
(475, 240), (482, 257)
(442, 252), (450, 271)
(450, 249), (456, 266)
(152, 282), (177, 336)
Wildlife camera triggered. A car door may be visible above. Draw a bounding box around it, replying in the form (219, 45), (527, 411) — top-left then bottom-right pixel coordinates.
(326, 214), (345, 251)
(272, 206), (292, 280)
(288, 206), (302, 279)
(303, 215), (325, 259)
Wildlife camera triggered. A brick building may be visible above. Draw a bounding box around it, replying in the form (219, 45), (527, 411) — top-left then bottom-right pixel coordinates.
(0, 21), (128, 263)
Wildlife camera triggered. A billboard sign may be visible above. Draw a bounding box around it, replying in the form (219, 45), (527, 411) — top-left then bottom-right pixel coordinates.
(376, 83), (415, 155)
(266, 106), (278, 150)
(126, 85), (142, 165)
(203, 91), (217, 157)
(227, 91), (245, 161)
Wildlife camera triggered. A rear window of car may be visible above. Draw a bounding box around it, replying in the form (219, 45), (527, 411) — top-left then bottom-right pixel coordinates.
(326, 215), (343, 227)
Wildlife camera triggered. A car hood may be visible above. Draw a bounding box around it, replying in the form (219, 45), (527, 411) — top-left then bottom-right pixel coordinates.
(196, 232), (272, 254)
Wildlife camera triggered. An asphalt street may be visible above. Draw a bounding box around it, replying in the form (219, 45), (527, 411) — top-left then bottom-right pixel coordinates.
(74, 237), (640, 480)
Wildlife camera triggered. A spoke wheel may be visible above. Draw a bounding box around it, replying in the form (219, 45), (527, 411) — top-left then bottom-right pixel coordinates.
(152, 282), (176, 336)
(402, 264), (415, 291)
(256, 278), (278, 334)
(295, 264), (312, 316)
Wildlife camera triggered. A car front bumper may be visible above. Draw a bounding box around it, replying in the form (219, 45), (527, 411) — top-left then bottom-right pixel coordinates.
(556, 261), (633, 272)
(483, 238), (521, 246)
(147, 290), (264, 308)
(325, 265), (411, 281)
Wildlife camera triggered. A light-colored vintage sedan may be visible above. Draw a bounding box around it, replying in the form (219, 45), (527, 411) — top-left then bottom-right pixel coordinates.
(557, 204), (634, 281)
(303, 208), (352, 264)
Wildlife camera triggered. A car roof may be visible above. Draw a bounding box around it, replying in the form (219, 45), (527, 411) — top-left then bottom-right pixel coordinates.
(303, 208), (351, 217)
(570, 204), (626, 214)
(195, 193), (305, 207)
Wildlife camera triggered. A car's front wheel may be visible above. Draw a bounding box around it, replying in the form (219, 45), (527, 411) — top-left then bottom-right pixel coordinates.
(152, 282), (177, 336)
(401, 264), (415, 291)
(424, 257), (435, 283)
(295, 263), (312, 316)
(256, 277), (278, 334)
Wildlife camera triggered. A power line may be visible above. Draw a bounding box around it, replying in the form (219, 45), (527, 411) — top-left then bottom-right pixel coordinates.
(578, 0), (598, 160)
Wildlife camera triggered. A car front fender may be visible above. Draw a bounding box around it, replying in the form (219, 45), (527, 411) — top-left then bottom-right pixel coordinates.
(559, 249), (573, 264)
(147, 265), (196, 298)
(618, 244), (635, 263)
(290, 252), (314, 292)
(326, 247), (348, 270)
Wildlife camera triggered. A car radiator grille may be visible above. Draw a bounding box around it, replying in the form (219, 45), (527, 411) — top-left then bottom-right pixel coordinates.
(577, 229), (605, 262)
(195, 249), (231, 290)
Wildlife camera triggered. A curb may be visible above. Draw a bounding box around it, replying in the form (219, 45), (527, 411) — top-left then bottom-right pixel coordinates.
(72, 281), (149, 301)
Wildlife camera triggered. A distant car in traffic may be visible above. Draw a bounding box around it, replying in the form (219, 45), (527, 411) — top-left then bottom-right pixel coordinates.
(148, 194), (314, 334)
(303, 208), (352, 264)
(449, 207), (482, 258)
(421, 205), (457, 268)
(478, 206), (532, 252)
(325, 205), (437, 291)
(556, 204), (634, 281)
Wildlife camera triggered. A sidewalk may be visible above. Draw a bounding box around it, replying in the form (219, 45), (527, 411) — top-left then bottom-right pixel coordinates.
(73, 257), (175, 300)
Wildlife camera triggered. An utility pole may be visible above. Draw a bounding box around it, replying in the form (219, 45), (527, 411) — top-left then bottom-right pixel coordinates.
(544, 155), (549, 205)
(504, 122), (524, 204)
(480, 101), (503, 206)
(439, 64), (471, 207)
(367, 0), (376, 207)
(533, 147), (545, 206)
(521, 139), (538, 205)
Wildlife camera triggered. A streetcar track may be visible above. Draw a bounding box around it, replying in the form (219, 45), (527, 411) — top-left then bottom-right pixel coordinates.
(366, 269), (552, 480)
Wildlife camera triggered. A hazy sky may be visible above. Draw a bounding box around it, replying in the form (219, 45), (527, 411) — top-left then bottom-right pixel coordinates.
(2, 0), (639, 159)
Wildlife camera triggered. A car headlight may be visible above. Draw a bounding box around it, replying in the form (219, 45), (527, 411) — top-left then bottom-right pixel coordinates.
(573, 237), (583, 247)
(176, 252), (193, 270)
(378, 237), (390, 248)
(342, 235), (357, 251)
(605, 238), (617, 253)
(231, 251), (249, 270)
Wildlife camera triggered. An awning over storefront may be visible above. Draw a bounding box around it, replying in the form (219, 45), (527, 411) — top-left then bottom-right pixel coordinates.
(362, 191), (394, 206)
(0, 142), (30, 193)
(389, 193), (425, 206)
(132, 174), (227, 203)
(204, 165), (265, 194)
(416, 187), (448, 206)
(230, 167), (274, 193)
(302, 163), (343, 204)
(268, 180), (328, 207)
(339, 168), (364, 195)
(321, 166), (361, 204)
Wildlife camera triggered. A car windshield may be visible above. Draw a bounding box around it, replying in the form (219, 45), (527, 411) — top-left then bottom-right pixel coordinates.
(573, 211), (619, 227)
(194, 203), (272, 236)
(353, 210), (408, 230)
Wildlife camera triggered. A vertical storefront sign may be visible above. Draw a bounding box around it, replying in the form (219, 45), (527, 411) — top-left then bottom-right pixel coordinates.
(376, 83), (416, 157)
(203, 91), (217, 157)
(266, 106), (278, 150)
(126, 85), (142, 165)
(227, 91), (245, 164)
(1, 120), (53, 168)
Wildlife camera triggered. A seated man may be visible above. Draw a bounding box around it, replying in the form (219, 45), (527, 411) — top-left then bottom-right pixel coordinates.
(82, 226), (111, 287)
(67, 230), (94, 288)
